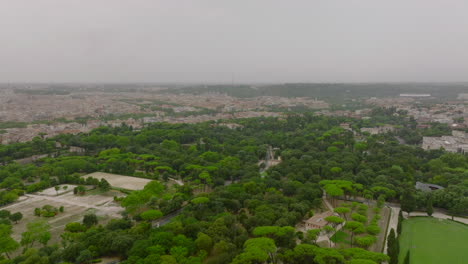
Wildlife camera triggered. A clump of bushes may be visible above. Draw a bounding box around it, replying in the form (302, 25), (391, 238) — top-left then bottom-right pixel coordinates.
(34, 205), (64, 217)
(73, 185), (87, 195)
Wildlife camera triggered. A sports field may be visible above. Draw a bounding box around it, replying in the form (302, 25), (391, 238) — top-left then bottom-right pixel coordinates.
(398, 217), (468, 264)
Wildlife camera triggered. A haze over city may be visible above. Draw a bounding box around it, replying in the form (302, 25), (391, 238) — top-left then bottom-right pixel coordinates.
(0, 2), (467, 264)
(1, 0), (468, 83)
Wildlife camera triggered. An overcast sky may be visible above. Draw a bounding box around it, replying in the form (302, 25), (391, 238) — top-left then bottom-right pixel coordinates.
(1, 0), (467, 83)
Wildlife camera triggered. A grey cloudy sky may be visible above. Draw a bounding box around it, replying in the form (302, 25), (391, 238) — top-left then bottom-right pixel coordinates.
(1, 0), (467, 83)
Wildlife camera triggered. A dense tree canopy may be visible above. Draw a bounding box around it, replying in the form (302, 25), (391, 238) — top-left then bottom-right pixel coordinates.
(0, 113), (466, 263)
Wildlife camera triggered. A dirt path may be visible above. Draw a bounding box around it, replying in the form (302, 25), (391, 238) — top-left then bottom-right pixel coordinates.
(168, 178), (184, 186)
(323, 195), (334, 211)
(367, 206), (390, 253)
(259, 145), (281, 175)
(383, 206), (399, 254)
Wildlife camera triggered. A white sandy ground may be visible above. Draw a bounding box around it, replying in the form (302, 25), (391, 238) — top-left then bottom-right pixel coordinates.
(36, 184), (77, 196)
(83, 172), (152, 190)
(1, 191), (124, 241)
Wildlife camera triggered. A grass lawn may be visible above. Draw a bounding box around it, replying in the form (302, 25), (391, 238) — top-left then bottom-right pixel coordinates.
(398, 217), (468, 264)
(331, 230), (350, 244)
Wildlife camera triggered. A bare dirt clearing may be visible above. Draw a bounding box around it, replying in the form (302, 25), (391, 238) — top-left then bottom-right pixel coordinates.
(36, 184), (77, 196)
(1, 190), (124, 243)
(84, 172), (152, 190)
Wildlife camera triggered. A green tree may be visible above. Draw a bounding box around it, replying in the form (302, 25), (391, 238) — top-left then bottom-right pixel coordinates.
(351, 213), (367, 223)
(366, 225), (380, 235)
(232, 237), (277, 264)
(9, 212), (22, 224)
(348, 260), (378, 264)
(334, 207), (351, 220)
(404, 250), (410, 264)
(426, 196), (433, 217)
(354, 235), (376, 249)
(280, 243), (317, 264)
(98, 178), (111, 191)
(15, 248), (49, 264)
(2, 192), (18, 204)
(195, 232), (213, 253)
(344, 221), (365, 247)
(21, 220), (51, 248)
(77, 249), (93, 264)
(34, 208), (41, 217)
(304, 229), (321, 244)
(387, 228), (398, 264)
(314, 247), (346, 263)
(65, 222), (87, 233)
(191, 197), (210, 205)
(448, 198), (468, 220)
(198, 171), (212, 192)
(0, 210), (11, 219)
(397, 211), (403, 235)
(323, 184), (344, 206)
(74, 185), (86, 195)
(0, 224), (19, 259)
(83, 213), (98, 227)
(140, 209), (163, 222)
(121, 181), (164, 213)
(323, 225), (335, 248)
(160, 255), (178, 264)
(364, 193), (373, 206)
(341, 247), (389, 263)
(400, 190), (416, 217)
(325, 216), (344, 228)
(377, 195), (385, 208)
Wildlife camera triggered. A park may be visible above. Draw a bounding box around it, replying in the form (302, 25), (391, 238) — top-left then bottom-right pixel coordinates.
(398, 217), (468, 264)
(0, 183), (125, 245)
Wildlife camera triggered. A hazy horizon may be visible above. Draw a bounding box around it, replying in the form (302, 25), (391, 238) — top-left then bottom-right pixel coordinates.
(1, 0), (468, 83)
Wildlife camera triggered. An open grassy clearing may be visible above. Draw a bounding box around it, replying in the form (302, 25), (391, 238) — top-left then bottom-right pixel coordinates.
(398, 217), (468, 264)
(331, 230), (350, 244)
(84, 172), (152, 190)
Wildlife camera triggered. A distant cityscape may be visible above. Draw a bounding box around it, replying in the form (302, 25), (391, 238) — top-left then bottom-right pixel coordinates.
(2, 83), (468, 154)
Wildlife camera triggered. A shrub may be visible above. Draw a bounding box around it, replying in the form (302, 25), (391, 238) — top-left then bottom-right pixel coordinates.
(65, 222), (87, 233)
(366, 225), (381, 235)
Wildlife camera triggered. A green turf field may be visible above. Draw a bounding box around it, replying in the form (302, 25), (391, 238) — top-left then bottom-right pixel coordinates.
(398, 217), (468, 264)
